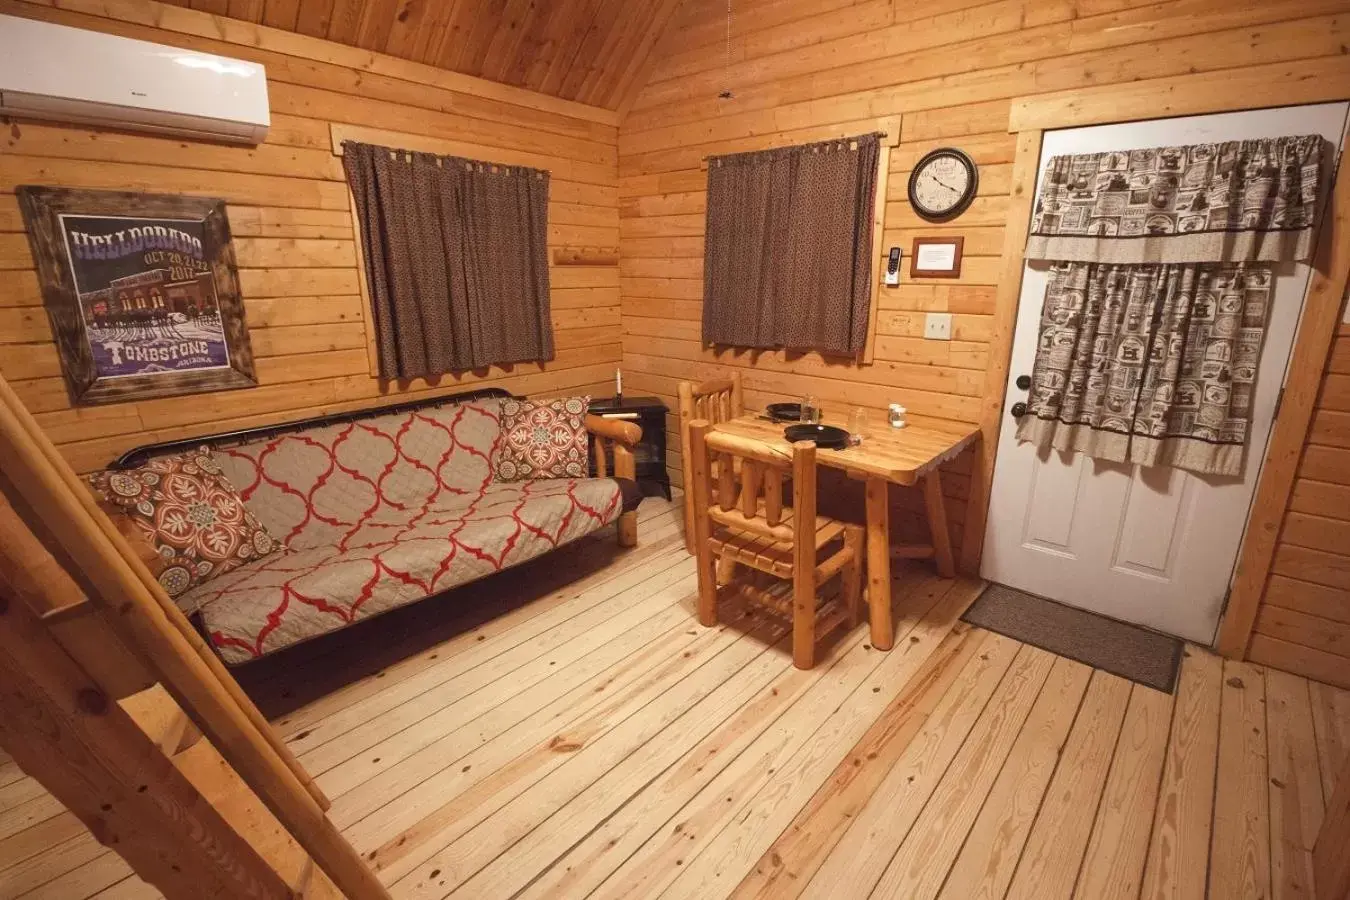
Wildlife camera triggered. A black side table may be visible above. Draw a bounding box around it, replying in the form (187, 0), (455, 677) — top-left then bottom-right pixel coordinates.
(588, 396), (672, 500)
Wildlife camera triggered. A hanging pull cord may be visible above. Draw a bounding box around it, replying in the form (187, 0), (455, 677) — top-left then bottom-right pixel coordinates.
(719, 0), (734, 99)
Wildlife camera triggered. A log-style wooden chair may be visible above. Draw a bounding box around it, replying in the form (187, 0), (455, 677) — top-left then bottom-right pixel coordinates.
(687, 419), (864, 670)
(677, 372), (743, 553)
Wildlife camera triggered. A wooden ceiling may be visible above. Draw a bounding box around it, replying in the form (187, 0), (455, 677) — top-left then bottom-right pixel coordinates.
(158, 0), (683, 110)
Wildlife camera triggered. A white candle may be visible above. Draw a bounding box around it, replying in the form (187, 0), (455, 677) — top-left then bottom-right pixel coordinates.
(616, 368), (623, 396)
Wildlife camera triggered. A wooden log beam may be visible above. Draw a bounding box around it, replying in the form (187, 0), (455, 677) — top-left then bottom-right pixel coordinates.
(0, 490), (153, 700)
(0, 567), (291, 899)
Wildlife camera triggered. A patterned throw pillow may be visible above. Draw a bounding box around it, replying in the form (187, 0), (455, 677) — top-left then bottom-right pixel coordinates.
(495, 396), (591, 481)
(86, 448), (283, 603)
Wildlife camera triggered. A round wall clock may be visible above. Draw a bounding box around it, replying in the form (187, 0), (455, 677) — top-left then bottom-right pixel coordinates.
(907, 147), (979, 221)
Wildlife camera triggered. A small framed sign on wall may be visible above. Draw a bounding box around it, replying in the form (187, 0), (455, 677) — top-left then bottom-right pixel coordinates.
(910, 236), (964, 279)
(17, 186), (256, 406)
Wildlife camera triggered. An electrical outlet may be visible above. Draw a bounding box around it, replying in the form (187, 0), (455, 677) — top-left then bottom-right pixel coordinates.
(924, 312), (953, 340)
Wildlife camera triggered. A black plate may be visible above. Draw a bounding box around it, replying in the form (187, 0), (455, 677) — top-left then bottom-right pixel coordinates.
(783, 423), (850, 449)
(765, 402), (803, 422)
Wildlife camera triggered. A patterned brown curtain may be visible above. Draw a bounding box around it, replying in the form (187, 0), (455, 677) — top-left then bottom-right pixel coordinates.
(342, 141), (553, 380)
(1017, 134), (1328, 476)
(1026, 135), (1324, 265)
(1018, 262), (1270, 476)
(702, 133), (880, 356)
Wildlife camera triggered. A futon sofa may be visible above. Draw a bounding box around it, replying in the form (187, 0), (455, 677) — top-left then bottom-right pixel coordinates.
(107, 389), (641, 664)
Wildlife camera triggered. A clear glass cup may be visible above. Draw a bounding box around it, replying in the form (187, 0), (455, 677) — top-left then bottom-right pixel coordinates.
(849, 406), (869, 441)
(801, 395), (821, 424)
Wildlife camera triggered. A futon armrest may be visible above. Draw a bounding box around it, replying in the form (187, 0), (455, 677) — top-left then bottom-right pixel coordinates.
(584, 414), (641, 548)
(584, 414), (642, 448)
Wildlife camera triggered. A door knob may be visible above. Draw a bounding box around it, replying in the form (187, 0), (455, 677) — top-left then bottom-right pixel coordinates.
(1011, 401), (1027, 418)
(1015, 374), (1031, 390)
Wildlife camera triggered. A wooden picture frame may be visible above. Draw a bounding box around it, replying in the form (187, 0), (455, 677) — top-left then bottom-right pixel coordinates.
(16, 186), (256, 407)
(910, 236), (964, 278)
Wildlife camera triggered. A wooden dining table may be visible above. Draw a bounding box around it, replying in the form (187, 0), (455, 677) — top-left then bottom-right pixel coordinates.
(709, 413), (980, 651)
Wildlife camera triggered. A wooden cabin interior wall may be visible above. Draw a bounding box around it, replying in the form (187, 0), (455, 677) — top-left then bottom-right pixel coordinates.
(617, 0), (1350, 675)
(0, 0), (623, 476)
(1248, 321), (1350, 686)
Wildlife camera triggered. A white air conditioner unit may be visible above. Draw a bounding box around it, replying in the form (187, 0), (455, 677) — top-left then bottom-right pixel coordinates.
(0, 14), (269, 145)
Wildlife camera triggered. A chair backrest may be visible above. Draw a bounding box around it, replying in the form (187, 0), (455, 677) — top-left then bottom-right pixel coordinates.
(688, 419), (816, 561)
(677, 373), (745, 552)
(677, 372), (744, 430)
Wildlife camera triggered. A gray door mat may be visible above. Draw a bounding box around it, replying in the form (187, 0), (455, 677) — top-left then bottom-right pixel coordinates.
(962, 583), (1184, 693)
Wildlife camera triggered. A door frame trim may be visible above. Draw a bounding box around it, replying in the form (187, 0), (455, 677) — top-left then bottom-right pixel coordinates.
(958, 57), (1350, 661)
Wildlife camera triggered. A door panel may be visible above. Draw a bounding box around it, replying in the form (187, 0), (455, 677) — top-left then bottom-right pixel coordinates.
(1021, 451), (1087, 555)
(982, 102), (1349, 643)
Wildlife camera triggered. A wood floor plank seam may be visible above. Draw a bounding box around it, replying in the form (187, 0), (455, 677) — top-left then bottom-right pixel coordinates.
(1006, 671), (1133, 900)
(280, 537), (694, 755)
(1140, 650), (1223, 900)
(858, 644), (1058, 895)
(587, 629), (890, 898)
(644, 578), (974, 900)
(502, 576), (927, 900)
(414, 604), (799, 896)
(661, 588), (992, 900)
(794, 634), (1030, 899)
(1201, 663), (1230, 900)
(313, 566), (700, 799)
(258, 512), (689, 728)
(784, 631), (1024, 900)
(476, 637), (801, 898)
(985, 667), (1119, 900)
(579, 574), (953, 899)
(374, 593), (787, 887)
(1062, 681), (1146, 900)
(1118, 686), (1180, 900)
(336, 587), (707, 836)
(926, 656), (1094, 900)
(0, 831), (107, 897)
(291, 548), (695, 768)
(727, 624), (1005, 899)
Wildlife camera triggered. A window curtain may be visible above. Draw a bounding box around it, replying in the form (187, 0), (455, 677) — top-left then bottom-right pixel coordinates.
(1018, 134), (1326, 477)
(702, 133), (881, 356)
(342, 141), (553, 380)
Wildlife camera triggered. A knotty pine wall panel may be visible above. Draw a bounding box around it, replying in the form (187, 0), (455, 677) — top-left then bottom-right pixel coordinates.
(1249, 325), (1350, 687)
(619, 0), (1350, 552)
(0, 0), (621, 474)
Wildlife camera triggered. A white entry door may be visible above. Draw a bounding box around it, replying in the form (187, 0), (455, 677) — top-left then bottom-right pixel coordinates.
(981, 103), (1349, 644)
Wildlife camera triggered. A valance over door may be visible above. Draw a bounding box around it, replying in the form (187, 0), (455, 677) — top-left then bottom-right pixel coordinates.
(1017, 134), (1327, 477)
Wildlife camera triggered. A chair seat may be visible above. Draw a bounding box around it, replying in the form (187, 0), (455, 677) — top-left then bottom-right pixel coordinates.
(709, 503), (847, 579)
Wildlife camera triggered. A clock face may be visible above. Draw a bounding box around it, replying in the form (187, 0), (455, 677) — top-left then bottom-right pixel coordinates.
(909, 149), (978, 221)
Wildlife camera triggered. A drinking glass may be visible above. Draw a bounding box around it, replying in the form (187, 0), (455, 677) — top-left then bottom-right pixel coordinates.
(849, 406), (869, 441)
(801, 395), (821, 424)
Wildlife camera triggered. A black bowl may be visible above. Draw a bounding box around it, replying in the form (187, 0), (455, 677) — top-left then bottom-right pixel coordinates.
(765, 402), (803, 422)
(783, 423), (850, 449)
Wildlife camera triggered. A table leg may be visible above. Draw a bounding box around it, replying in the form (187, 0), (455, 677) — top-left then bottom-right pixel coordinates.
(864, 477), (894, 651)
(923, 469), (956, 578)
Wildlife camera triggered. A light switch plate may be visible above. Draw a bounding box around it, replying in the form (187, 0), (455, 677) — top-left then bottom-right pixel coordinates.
(924, 312), (953, 340)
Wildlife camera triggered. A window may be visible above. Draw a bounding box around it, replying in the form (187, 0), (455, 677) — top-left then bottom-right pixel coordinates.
(702, 133), (882, 357)
(342, 141), (553, 380)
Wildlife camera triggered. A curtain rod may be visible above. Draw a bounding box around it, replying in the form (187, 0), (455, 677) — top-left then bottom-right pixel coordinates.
(700, 130), (895, 164)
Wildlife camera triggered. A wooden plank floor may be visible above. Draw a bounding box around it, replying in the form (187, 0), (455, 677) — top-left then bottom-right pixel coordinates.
(3, 493), (1350, 900)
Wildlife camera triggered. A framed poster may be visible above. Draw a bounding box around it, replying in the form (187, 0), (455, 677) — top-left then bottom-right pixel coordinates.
(17, 186), (256, 406)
